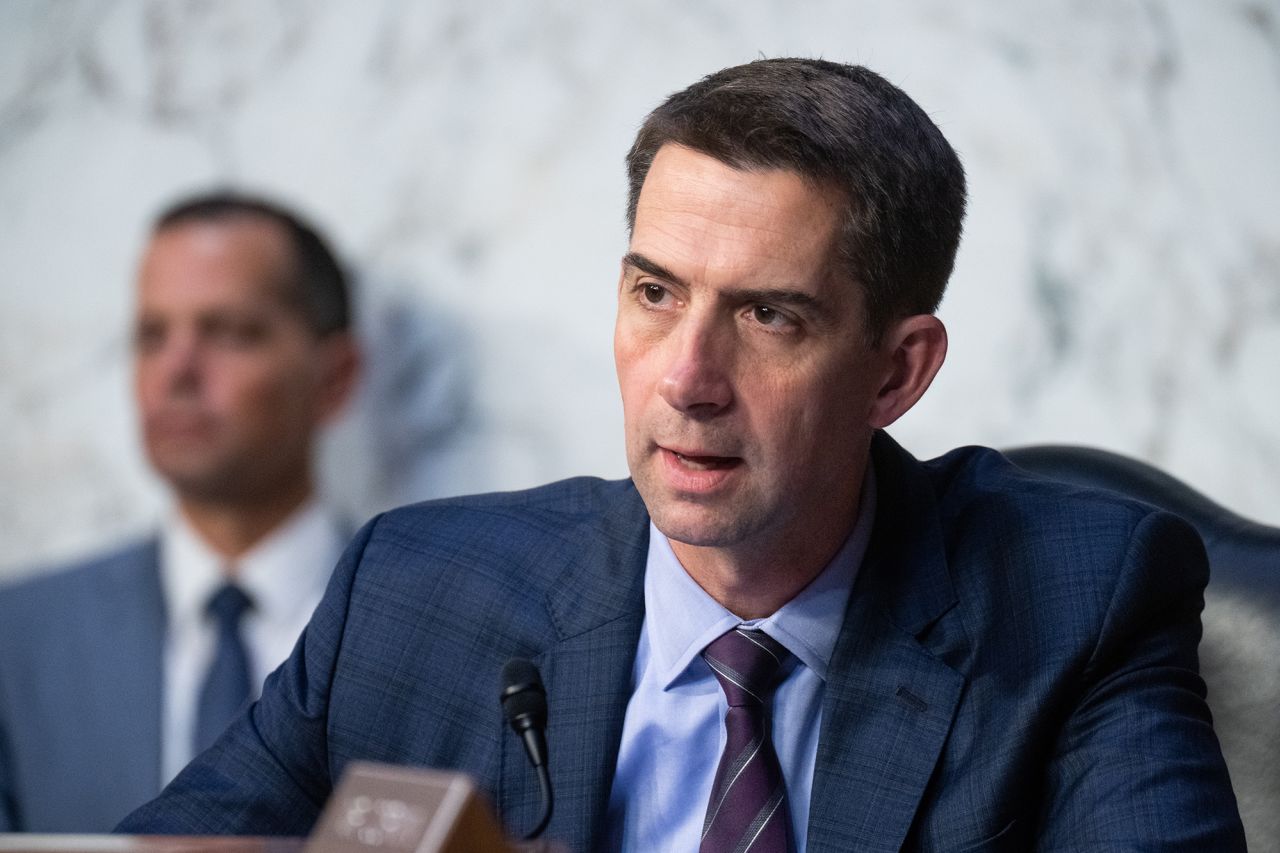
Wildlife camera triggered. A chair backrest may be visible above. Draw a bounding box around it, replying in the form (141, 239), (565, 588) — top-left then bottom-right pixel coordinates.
(1005, 445), (1279, 850)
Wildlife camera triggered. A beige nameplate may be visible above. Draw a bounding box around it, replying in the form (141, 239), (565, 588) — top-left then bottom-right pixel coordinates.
(305, 763), (512, 853)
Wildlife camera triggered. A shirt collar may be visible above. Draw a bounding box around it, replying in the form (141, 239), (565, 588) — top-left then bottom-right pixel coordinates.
(160, 498), (346, 627)
(643, 467), (877, 690)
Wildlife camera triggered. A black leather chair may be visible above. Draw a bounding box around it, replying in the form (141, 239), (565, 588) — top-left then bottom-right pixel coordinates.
(1005, 445), (1279, 850)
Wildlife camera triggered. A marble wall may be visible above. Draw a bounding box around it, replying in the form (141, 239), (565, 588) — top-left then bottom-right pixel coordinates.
(2, 0), (1278, 578)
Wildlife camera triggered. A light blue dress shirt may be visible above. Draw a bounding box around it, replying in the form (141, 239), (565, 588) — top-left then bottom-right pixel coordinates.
(605, 472), (876, 852)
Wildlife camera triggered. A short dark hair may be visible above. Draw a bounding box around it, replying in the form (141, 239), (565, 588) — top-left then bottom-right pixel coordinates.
(153, 192), (351, 336)
(626, 58), (966, 342)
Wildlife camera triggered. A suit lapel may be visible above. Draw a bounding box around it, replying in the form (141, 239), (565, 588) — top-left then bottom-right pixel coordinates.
(808, 434), (969, 852)
(498, 484), (649, 851)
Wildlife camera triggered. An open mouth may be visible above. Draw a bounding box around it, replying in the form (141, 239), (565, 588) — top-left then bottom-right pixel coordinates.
(667, 449), (741, 470)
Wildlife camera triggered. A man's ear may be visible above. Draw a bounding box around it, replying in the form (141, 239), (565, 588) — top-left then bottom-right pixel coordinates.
(867, 314), (947, 429)
(314, 331), (361, 424)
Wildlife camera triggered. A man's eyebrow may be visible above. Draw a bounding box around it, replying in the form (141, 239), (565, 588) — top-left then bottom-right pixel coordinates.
(723, 287), (825, 312)
(622, 252), (686, 287)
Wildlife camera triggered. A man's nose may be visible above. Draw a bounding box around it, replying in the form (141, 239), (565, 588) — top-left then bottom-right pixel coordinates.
(657, 318), (733, 417)
(151, 332), (204, 393)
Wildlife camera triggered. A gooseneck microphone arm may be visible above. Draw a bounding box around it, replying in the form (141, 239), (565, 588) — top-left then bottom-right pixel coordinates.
(500, 658), (553, 840)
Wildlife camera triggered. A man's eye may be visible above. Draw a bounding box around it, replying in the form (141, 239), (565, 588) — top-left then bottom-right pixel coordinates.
(209, 319), (268, 347)
(643, 284), (667, 305)
(134, 323), (165, 353)
(752, 305), (782, 325)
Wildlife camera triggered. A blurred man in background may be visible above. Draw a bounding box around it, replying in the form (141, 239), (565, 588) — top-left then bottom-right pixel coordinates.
(0, 193), (359, 831)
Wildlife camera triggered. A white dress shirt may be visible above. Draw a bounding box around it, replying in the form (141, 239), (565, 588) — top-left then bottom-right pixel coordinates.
(606, 470), (876, 852)
(158, 499), (346, 783)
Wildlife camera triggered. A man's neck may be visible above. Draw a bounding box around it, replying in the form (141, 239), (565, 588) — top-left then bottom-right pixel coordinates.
(176, 483), (313, 562)
(671, 502), (863, 620)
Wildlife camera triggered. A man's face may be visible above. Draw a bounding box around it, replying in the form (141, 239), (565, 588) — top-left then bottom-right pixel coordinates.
(133, 218), (341, 505)
(615, 144), (893, 560)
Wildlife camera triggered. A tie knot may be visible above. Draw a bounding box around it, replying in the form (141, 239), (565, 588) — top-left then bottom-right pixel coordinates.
(702, 627), (791, 707)
(205, 583), (253, 626)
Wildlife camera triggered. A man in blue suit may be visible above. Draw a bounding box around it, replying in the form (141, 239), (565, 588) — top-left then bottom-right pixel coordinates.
(0, 194), (359, 831)
(120, 60), (1244, 849)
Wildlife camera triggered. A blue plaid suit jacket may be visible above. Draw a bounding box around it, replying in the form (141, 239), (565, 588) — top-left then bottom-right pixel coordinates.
(119, 434), (1244, 850)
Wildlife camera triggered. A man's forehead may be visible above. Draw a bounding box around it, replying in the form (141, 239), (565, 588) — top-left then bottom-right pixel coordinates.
(147, 215), (292, 264)
(137, 218), (297, 308)
(635, 147), (840, 230)
(630, 148), (842, 272)
(638, 143), (839, 204)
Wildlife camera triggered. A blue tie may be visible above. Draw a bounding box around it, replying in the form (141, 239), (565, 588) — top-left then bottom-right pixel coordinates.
(194, 583), (254, 754)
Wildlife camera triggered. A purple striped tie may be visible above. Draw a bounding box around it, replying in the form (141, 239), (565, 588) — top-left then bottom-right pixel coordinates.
(700, 627), (794, 853)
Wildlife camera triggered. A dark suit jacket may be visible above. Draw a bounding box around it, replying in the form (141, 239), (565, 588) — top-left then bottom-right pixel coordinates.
(119, 435), (1245, 850)
(0, 540), (166, 831)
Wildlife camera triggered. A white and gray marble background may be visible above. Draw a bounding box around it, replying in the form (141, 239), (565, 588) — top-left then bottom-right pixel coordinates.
(2, 0), (1278, 579)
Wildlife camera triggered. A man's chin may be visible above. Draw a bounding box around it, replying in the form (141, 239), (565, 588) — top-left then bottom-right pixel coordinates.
(646, 503), (755, 551)
(152, 461), (240, 503)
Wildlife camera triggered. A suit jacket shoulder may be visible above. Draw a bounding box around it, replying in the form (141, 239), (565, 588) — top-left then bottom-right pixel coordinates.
(811, 436), (1243, 851)
(0, 539), (165, 832)
(0, 539), (160, 626)
(344, 476), (648, 639)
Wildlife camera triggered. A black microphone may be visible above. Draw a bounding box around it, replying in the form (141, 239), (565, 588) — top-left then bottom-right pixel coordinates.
(500, 657), (553, 840)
